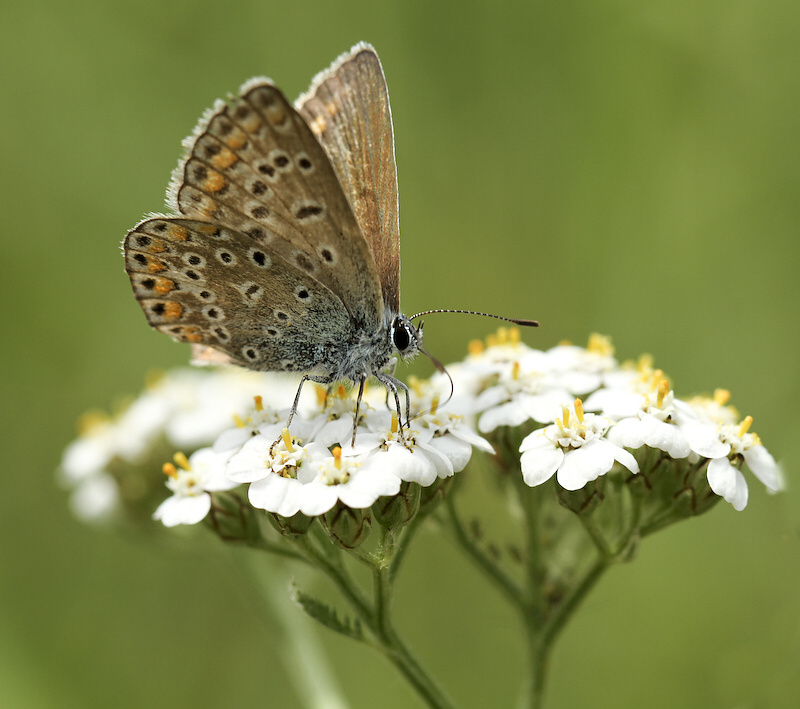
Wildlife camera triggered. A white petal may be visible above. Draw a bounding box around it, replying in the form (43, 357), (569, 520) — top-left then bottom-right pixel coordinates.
(707, 457), (749, 510)
(248, 475), (298, 516)
(556, 441), (615, 490)
(520, 445), (563, 487)
(381, 444), (438, 485)
(451, 426), (495, 454)
(338, 469), (401, 508)
(639, 417), (690, 459)
(69, 475), (119, 522)
(607, 418), (646, 449)
(153, 494), (211, 526)
(606, 440), (640, 474)
(682, 422), (730, 458)
(522, 390), (574, 424)
(743, 445), (784, 492)
(297, 482), (340, 516)
(478, 401), (531, 433)
(427, 435), (473, 472)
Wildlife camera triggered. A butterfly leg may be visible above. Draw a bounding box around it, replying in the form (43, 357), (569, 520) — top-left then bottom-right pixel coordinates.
(376, 371), (412, 442)
(272, 373), (334, 453)
(351, 375), (367, 446)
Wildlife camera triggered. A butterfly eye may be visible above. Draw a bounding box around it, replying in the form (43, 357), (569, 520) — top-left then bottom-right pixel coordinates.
(391, 317), (414, 352)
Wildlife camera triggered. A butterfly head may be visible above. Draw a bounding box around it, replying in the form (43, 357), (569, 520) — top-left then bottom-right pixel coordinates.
(390, 315), (423, 361)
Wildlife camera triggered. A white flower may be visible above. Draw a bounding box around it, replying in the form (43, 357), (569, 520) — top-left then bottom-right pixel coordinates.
(153, 448), (237, 527)
(228, 429), (400, 517)
(412, 395), (495, 471)
(519, 400), (639, 490)
(681, 415), (783, 511)
(605, 380), (691, 459)
(543, 334), (618, 396)
(213, 394), (282, 456)
(68, 474), (120, 523)
(355, 413), (456, 485)
(474, 360), (572, 433)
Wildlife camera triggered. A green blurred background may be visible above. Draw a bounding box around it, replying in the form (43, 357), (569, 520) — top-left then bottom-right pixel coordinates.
(2, 0), (799, 707)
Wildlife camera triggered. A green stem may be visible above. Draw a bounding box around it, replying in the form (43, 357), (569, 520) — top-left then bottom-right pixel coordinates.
(444, 494), (524, 607)
(294, 535), (458, 709)
(520, 556), (610, 709)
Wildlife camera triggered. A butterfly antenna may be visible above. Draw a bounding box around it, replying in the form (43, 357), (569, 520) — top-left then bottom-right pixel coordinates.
(410, 309), (539, 328)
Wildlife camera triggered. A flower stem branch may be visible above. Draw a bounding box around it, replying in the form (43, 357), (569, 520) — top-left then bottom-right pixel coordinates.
(294, 534), (458, 709)
(444, 494), (524, 607)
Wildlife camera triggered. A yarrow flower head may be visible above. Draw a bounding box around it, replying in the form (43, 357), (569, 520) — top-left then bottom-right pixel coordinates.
(153, 449), (237, 527)
(61, 330), (782, 534)
(681, 414), (783, 511)
(520, 399), (640, 490)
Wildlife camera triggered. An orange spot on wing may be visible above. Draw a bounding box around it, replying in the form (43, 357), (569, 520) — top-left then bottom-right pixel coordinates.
(163, 302), (183, 320)
(154, 277), (175, 294)
(168, 224), (189, 241)
(225, 129), (247, 150)
(184, 327), (203, 343)
(240, 114), (261, 133)
(203, 171), (226, 193)
(309, 115), (326, 134)
(146, 256), (167, 273)
(211, 147), (238, 170)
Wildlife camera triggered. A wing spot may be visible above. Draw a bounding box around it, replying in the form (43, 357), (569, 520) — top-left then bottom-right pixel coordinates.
(296, 154), (313, 172)
(257, 163), (275, 177)
(213, 326), (230, 342)
(136, 235), (151, 247)
(244, 226), (267, 241)
(318, 246), (337, 265)
(251, 206), (270, 219)
(274, 155), (290, 168)
(294, 286), (312, 302)
(250, 249), (270, 268)
(265, 327), (280, 338)
(295, 252), (315, 272)
(203, 306), (224, 320)
(183, 253), (205, 267)
(216, 249), (235, 265)
(250, 180), (268, 196)
(243, 347), (260, 362)
(275, 311), (289, 321)
(185, 270), (200, 280)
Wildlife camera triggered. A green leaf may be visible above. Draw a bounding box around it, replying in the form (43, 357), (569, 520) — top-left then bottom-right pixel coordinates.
(289, 583), (364, 641)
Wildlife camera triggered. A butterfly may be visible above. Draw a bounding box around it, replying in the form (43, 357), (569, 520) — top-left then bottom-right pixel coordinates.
(123, 43), (536, 441)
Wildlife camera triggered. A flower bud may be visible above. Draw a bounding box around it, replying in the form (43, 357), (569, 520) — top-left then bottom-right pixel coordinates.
(556, 477), (606, 516)
(207, 492), (262, 545)
(266, 510), (315, 538)
(322, 503), (372, 549)
(373, 481), (420, 529)
(418, 477), (453, 514)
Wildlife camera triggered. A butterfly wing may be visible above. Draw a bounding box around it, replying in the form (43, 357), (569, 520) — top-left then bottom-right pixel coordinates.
(296, 43), (401, 314)
(167, 79), (384, 331)
(124, 217), (352, 373)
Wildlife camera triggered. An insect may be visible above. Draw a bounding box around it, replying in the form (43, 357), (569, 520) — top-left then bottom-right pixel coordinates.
(123, 43), (536, 442)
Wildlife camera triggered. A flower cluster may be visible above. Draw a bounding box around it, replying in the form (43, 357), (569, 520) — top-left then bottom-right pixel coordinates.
(60, 331), (783, 533)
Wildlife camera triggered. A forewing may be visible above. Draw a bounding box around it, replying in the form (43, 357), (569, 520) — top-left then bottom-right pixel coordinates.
(169, 80), (384, 329)
(124, 217), (352, 373)
(297, 43), (401, 313)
